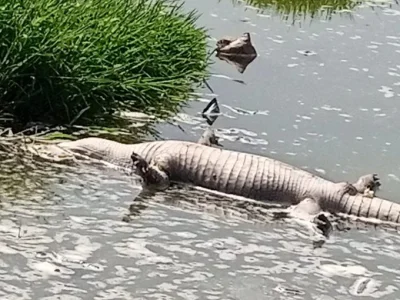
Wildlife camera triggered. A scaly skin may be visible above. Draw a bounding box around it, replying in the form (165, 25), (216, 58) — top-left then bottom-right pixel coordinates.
(58, 137), (400, 223)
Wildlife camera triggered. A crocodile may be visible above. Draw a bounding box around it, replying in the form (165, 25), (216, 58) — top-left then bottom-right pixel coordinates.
(54, 134), (400, 225)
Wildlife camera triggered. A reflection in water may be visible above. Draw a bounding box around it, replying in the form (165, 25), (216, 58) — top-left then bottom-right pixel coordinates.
(0, 115), (158, 148)
(217, 53), (257, 73)
(1, 90), (196, 146)
(123, 183), (332, 244)
(230, 0), (359, 23)
(1, 109), (161, 143)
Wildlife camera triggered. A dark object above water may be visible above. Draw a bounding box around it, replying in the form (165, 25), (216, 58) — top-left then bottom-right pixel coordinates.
(202, 98), (220, 126)
(216, 32), (257, 56)
(215, 32), (257, 73)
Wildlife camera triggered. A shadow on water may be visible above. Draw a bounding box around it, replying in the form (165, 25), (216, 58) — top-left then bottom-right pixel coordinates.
(217, 53), (258, 73)
(0, 109), (167, 145)
(0, 81), (216, 144)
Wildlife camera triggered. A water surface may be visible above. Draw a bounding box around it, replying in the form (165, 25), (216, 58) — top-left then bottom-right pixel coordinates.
(2, 0), (400, 298)
(168, 0), (400, 198)
(2, 156), (400, 299)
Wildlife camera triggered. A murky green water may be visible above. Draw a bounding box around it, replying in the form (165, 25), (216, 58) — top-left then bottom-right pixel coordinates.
(2, 0), (400, 299)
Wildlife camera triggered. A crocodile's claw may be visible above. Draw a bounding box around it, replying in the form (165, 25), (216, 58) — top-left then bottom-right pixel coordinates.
(353, 173), (381, 198)
(131, 151), (170, 190)
(131, 151), (149, 178)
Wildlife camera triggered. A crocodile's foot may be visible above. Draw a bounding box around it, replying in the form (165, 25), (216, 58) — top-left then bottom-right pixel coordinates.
(313, 213), (333, 237)
(287, 198), (332, 247)
(197, 127), (223, 148)
(336, 182), (359, 196)
(131, 152), (170, 190)
(131, 151), (149, 178)
(353, 174), (381, 198)
(289, 198), (322, 218)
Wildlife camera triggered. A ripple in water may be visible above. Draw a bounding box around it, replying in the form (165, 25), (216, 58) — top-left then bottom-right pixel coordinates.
(1, 151), (400, 299)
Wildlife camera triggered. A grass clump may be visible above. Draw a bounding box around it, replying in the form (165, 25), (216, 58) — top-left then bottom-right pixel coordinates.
(0, 0), (209, 125)
(231, 0), (358, 23)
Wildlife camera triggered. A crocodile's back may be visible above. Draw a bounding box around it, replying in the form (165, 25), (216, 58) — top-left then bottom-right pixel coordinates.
(146, 141), (323, 202)
(59, 138), (324, 203)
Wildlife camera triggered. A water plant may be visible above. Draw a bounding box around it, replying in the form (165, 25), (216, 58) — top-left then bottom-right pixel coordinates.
(230, 0), (359, 23)
(0, 0), (210, 126)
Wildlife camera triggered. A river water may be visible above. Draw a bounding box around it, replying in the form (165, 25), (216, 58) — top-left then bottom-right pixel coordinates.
(2, 0), (400, 299)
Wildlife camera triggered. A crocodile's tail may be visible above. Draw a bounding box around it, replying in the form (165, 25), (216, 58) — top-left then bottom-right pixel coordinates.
(331, 193), (400, 224)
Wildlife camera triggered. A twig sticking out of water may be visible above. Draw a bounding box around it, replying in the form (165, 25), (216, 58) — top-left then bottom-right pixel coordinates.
(17, 223), (22, 238)
(203, 79), (215, 94)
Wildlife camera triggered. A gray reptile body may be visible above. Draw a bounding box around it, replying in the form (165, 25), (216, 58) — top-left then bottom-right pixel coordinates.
(59, 137), (400, 223)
